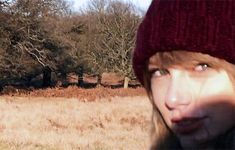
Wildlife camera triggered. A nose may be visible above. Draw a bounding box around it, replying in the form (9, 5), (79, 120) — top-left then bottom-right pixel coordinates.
(165, 70), (193, 110)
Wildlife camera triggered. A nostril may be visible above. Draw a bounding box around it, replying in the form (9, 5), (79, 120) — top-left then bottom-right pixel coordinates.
(165, 95), (180, 110)
(165, 96), (191, 110)
(165, 87), (192, 110)
(165, 103), (174, 110)
(165, 99), (177, 110)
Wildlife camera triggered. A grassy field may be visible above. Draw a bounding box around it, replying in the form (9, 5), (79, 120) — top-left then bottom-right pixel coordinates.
(0, 96), (152, 150)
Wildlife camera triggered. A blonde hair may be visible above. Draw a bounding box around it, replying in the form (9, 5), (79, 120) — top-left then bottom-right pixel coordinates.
(143, 51), (235, 150)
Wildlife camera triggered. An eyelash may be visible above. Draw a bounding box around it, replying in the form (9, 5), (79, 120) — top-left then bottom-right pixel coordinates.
(149, 63), (211, 78)
(150, 68), (169, 78)
(194, 63), (211, 72)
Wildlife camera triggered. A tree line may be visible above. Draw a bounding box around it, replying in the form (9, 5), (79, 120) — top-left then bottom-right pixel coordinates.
(0, 0), (142, 89)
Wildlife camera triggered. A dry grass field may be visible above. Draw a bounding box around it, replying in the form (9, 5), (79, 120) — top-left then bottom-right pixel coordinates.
(0, 87), (152, 150)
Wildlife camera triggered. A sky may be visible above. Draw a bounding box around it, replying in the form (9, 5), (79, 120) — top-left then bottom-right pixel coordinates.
(67, 0), (152, 12)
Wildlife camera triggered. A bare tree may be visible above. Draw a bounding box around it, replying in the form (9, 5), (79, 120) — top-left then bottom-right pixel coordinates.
(0, 0), (141, 89)
(81, 0), (141, 87)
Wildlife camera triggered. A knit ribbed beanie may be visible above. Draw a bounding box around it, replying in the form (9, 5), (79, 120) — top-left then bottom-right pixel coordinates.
(133, 0), (235, 85)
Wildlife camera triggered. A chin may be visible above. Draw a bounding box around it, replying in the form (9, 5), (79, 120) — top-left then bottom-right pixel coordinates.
(176, 127), (213, 148)
(178, 135), (210, 149)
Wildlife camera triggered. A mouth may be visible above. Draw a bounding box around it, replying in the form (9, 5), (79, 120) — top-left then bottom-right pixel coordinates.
(172, 117), (207, 134)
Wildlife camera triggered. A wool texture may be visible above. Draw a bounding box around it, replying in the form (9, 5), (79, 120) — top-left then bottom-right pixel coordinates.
(133, 0), (235, 85)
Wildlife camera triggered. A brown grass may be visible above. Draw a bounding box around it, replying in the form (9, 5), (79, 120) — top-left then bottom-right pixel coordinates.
(0, 95), (152, 150)
(5, 87), (146, 101)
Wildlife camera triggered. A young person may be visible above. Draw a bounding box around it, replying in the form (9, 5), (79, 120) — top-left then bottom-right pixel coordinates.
(132, 0), (235, 149)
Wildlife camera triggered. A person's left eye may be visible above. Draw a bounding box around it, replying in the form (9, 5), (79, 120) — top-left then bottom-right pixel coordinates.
(194, 63), (211, 72)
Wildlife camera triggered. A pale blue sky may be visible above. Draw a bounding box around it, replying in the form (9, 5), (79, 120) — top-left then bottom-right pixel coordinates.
(67, 0), (152, 12)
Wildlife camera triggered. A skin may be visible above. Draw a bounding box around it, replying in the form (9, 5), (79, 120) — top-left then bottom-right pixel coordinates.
(148, 55), (235, 149)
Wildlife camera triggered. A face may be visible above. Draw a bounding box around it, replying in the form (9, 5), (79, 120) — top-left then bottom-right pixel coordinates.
(148, 54), (235, 149)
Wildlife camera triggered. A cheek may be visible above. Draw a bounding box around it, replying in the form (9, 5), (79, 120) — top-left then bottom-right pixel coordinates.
(204, 103), (235, 140)
(194, 72), (235, 136)
(199, 72), (235, 102)
(151, 80), (171, 121)
(151, 79), (168, 107)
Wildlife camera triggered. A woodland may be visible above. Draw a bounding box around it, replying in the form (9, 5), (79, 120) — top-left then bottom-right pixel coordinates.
(0, 0), (143, 89)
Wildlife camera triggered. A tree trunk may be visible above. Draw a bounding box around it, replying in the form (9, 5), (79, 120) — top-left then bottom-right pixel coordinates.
(43, 67), (51, 87)
(61, 72), (68, 87)
(0, 84), (3, 92)
(123, 76), (130, 89)
(96, 74), (102, 87)
(77, 65), (84, 87)
(26, 76), (32, 87)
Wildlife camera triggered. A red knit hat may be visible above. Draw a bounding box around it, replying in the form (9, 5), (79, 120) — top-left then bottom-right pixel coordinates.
(133, 0), (235, 85)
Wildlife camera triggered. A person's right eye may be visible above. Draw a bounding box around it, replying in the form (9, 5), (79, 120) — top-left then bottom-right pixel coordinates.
(150, 68), (169, 78)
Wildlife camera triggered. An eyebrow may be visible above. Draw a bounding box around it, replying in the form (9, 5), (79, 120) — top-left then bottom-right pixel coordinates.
(148, 61), (203, 72)
(148, 62), (161, 70)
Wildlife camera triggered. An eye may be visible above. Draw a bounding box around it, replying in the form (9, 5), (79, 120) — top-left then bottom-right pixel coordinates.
(150, 68), (169, 78)
(194, 63), (211, 72)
